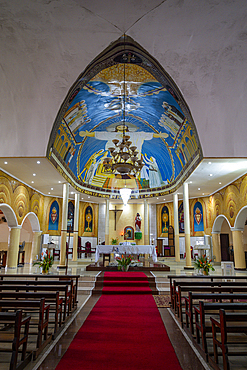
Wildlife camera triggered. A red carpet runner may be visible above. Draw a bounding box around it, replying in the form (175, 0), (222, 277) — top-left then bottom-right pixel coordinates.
(56, 272), (182, 370)
(102, 271), (152, 294)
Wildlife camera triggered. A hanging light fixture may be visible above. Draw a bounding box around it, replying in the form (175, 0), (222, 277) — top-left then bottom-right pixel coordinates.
(120, 186), (132, 206)
(103, 35), (144, 177)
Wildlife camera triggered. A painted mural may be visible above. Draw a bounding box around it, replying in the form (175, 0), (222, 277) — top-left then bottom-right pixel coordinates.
(178, 202), (184, 233)
(161, 206), (169, 234)
(193, 201), (204, 232)
(84, 206), (93, 232)
(48, 36), (202, 199)
(67, 201), (74, 232)
(48, 200), (59, 231)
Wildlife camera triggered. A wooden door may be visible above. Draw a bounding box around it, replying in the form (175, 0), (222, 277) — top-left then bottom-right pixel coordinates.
(220, 233), (230, 261)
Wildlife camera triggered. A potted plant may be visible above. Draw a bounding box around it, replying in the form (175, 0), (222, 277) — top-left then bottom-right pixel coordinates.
(111, 237), (118, 245)
(194, 255), (215, 275)
(116, 254), (132, 271)
(33, 250), (54, 274)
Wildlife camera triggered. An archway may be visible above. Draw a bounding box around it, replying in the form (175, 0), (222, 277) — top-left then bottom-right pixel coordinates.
(0, 204), (18, 228)
(21, 212), (41, 264)
(212, 215), (232, 262)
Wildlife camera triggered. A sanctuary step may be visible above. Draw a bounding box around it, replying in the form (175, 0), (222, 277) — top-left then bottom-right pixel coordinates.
(93, 272), (159, 295)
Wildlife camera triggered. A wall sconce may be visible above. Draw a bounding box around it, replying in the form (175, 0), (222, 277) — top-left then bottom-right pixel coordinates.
(120, 231), (124, 237)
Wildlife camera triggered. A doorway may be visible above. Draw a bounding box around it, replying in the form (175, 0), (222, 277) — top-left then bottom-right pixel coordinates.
(220, 233), (230, 261)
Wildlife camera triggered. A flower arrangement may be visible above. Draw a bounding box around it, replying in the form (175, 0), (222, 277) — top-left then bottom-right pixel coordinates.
(194, 255), (215, 275)
(116, 254), (132, 271)
(111, 237), (118, 245)
(33, 250), (54, 273)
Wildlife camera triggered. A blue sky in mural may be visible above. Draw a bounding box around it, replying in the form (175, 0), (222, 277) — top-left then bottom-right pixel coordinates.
(63, 73), (187, 187)
(49, 37), (201, 196)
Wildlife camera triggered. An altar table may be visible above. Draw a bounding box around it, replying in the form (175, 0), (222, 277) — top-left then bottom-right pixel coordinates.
(95, 245), (157, 263)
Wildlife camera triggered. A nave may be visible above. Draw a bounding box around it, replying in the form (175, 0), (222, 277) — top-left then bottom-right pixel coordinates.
(1, 258), (246, 370)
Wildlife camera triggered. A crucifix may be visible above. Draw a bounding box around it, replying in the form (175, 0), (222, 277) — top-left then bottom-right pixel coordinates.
(110, 206), (123, 230)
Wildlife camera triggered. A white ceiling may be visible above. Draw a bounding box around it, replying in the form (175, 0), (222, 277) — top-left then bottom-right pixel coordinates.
(1, 157), (247, 205)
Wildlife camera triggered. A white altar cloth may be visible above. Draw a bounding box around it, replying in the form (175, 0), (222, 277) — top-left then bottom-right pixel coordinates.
(95, 245), (157, 263)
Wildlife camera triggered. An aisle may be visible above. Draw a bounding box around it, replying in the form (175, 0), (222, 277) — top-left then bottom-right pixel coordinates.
(55, 272), (182, 370)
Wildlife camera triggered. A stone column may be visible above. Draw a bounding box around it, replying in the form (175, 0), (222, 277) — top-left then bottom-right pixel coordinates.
(173, 193), (180, 262)
(144, 199), (149, 245)
(183, 182), (193, 269)
(59, 183), (69, 268)
(72, 193), (80, 261)
(31, 231), (42, 263)
(211, 232), (221, 263)
(105, 199), (109, 245)
(232, 229), (246, 270)
(7, 226), (21, 268)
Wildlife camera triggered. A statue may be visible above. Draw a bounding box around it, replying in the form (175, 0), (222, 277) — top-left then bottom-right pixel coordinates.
(135, 213), (142, 232)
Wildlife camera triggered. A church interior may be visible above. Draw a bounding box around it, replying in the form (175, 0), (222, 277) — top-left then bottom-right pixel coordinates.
(1, 1), (247, 369)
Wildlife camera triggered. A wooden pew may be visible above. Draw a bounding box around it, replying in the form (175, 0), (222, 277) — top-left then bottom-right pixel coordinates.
(184, 292), (247, 336)
(176, 284), (247, 327)
(0, 291), (63, 337)
(0, 274), (80, 305)
(0, 279), (75, 309)
(171, 278), (247, 311)
(194, 301), (247, 360)
(168, 275), (247, 310)
(0, 310), (32, 370)
(210, 309), (247, 370)
(0, 298), (51, 360)
(0, 284), (71, 321)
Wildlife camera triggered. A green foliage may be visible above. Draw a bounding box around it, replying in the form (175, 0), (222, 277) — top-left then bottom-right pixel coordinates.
(33, 250), (54, 273)
(111, 237), (118, 245)
(194, 255), (215, 274)
(116, 255), (132, 271)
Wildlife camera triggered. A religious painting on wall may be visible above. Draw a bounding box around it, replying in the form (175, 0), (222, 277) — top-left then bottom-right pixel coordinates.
(48, 201), (59, 231)
(193, 201), (204, 232)
(161, 206), (169, 234)
(67, 201), (74, 232)
(178, 202), (184, 233)
(124, 226), (134, 240)
(47, 36), (202, 200)
(84, 206), (93, 232)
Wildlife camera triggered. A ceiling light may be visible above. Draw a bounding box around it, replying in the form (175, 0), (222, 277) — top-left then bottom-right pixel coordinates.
(88, 196), (90, 198)
(190, 181), (192, 183)
(37, 161), (40, 164)
(102, 35), (144, 176)
(219, 182), (222, 185)
(4, 161), (7, 164)
(157, 197), (159, 199)
(31, 181), (34, 184)
(209, 174), (213, 176)
(33, 173), (36, 176)
(164, 198), (165, 201)
(120, 186), (131, 206)
(58, 181), (61, 183)
(208, 162), (211, 164)
(48, 192), (50, 194)
(198, 188), (200, 190)
(81, 197), (83, 200)
(202, 193), (204, 195)
(51, 188), (53, 190)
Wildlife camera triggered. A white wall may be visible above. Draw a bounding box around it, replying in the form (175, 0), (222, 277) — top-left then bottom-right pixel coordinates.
(0, 1), (247, 158)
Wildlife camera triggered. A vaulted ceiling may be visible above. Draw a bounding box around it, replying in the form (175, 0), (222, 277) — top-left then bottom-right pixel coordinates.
(47, 36), (202, 199)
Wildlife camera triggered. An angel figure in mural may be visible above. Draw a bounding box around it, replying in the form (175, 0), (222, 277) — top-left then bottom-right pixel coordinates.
(142, 154), (166, 188)
(135, 213), (142, 232)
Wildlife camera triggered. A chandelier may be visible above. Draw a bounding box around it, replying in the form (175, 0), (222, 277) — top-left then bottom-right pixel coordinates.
(103, 36), (144, 177)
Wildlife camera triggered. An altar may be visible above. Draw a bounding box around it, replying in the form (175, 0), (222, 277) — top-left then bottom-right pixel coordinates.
(95, 245), (158, 263)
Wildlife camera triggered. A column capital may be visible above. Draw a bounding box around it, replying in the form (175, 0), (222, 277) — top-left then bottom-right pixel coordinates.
(231, 228), (244, 232)
(9, 225), (22, 230)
